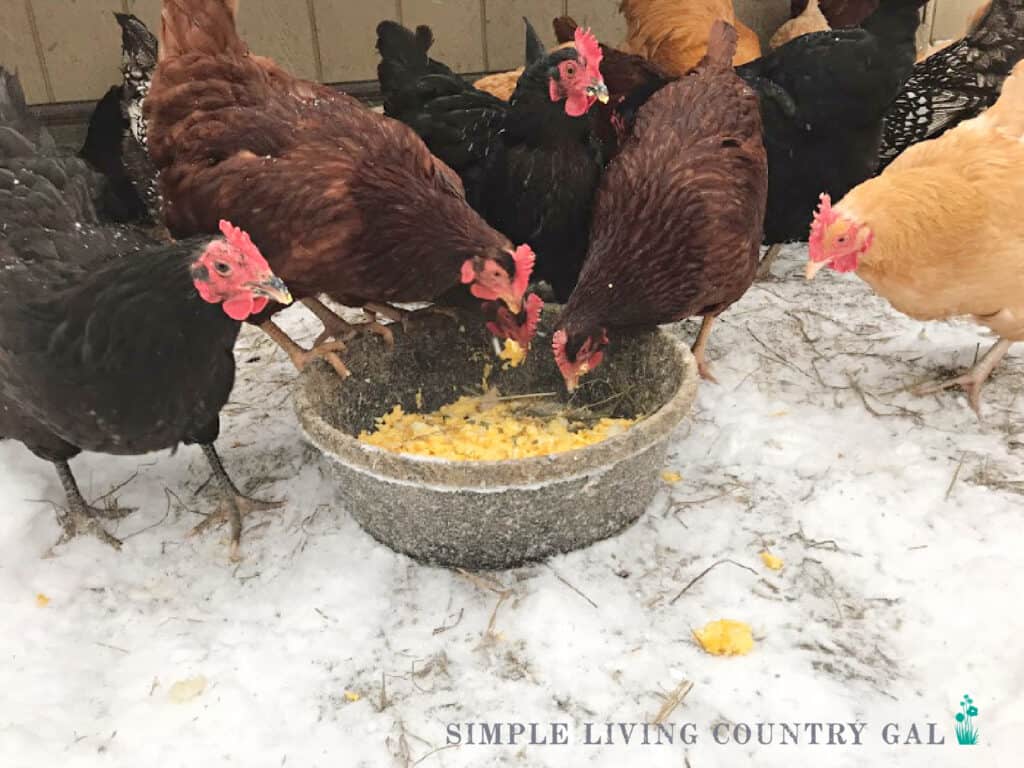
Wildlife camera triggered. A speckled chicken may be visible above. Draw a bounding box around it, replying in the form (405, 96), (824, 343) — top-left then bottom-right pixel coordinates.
(552, 22), (767, 388)
(879, 0), (1024, 169)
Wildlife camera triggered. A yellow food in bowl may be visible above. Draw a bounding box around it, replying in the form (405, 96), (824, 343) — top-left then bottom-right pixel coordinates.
(499, 339), (527, 368)
(358, 395), (635, 461)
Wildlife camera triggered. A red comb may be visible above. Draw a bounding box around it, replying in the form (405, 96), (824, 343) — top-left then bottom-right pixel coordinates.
(520, 293), (544, 346)
(574, 27), (603, 71)
(511, 244), (536, 300)
(552, 328), (570, 368)
(219, 220), (271, 271)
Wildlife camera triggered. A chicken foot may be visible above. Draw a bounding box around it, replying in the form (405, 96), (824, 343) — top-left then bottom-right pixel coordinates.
(303, 298), (395, 348)
(52, 460), (130, 550)
(259, 319), (351, 378)
(189, 443), (283, 561)
(692, 315), (719, 383)
(756, 243), (783, 280)
(364, 302), (459, 332)
(913, 338), (1014, 416)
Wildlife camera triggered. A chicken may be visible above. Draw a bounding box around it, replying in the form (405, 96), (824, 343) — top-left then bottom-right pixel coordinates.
(738, 0), (926, 250)
(771, 0), (831, 49)
(146, 0), (536, 379)
(377, 19), (608, 302)
(553, 15), (672, 157)
(791, 0), (879, 27)
(805, 61), (1024, 414)
(78, 14), (163, 229)
(879, 0), (1024, 169)
(619, 0), (762, 76)
(552, 21), (767, 387)
(473, 41), (575, 100)
(0, 69), (291, 554)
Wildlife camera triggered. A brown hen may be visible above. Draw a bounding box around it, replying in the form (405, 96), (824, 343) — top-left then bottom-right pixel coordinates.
(552, 21), (767, 388)
(146, 0), (536, 377)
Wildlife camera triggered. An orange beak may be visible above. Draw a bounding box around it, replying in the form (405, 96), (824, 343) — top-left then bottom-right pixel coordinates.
(805, 259), (828, 281)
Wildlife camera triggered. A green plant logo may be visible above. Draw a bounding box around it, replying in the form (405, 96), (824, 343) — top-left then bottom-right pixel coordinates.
(954, 694), (979, 745)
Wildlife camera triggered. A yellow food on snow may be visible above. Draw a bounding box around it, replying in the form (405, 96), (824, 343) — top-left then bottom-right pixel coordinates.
(359, 395), (634, 460)
(760, 551), (784, 570)
(344, 690), (361, 702)
(499, 338), (527, 368)
(168, 675), (208, 703)
(693, 619), (755, 656)
(35, 593), (50, 607)
(661, 470), (682, 484)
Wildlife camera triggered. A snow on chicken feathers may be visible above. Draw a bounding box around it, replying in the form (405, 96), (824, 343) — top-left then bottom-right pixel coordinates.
(146, 0), (535, 358)
(0, 66), (291, 550)
(807, 60), (1024, 413)
(553, 21), (767, 389)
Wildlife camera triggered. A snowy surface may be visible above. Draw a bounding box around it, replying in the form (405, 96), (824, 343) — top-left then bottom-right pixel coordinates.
(2, 245), (1022, 768)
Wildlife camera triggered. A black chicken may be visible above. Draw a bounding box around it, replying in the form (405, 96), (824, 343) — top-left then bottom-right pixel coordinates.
(0, 69), (291, 555)
(377, 19), (609, 302)
(878, 0), (1024, 169)
(736, 0), (926, 250)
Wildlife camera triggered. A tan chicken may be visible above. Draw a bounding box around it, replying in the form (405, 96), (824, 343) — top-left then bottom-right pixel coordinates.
(474, 42), (575, 100)
(771, 0), (830, 49)
(805, 60), (1024, 414)
(619, 0), (761, 76)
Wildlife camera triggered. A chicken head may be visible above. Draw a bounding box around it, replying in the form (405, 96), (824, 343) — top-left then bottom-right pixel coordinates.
(460, 243), (536, 314)
(545, 28), (610, 117)
(190, 220), (292, 320)
(806, 193), (874, 279)
(552, 327), (609, 391)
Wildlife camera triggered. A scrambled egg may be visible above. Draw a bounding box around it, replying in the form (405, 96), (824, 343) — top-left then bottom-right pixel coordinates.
(499, 339), (527, 368)
(760, 551), (784, 570)
(344, 690), (361, 702)
(693, 619), (755, 656)
(359, 395), (634, 461)
(661, 470), (682, 484)
(168, 675), (207, 703)
(35, 593), (50, 607)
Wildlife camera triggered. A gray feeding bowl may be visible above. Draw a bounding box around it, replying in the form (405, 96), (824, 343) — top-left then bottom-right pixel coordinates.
(295, 309), (698, 570)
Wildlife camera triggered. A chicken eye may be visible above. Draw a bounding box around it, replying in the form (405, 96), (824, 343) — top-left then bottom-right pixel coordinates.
(837, 236), (847, 244)
(566, 63), (576, 77)
(215, 262), (232, 275)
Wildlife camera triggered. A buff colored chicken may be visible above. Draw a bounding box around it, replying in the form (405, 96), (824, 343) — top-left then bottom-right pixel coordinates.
(474, 41), (575, 100)
(805, 60), (1024, 414)
(771, 0), (830, 49)
(619, 0), (761, 75)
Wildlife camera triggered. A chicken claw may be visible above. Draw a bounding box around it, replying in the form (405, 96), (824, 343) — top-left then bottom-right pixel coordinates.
(189, 444), (284, 560)
(302, 298), (394, 348)
(913, 338), (1013, 416)
(364, 302), (458, 333)
(52, 460), (125, 549)
(259, 319), (351, 378)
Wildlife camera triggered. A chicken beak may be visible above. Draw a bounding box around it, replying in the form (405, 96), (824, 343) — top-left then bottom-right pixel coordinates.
(588, 81), (610, 104)
(249, 275), (293, 305)
(805, 260), (828, 281)
(501, 293), (523, 315)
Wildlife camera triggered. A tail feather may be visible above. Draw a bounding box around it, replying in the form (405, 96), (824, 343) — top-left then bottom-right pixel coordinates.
(115, 13), (158, 72)
(0, 67), (50, 154)
(701, 20), (738, 69)
(553, 16), (578, 45)
(159, 0), (245, 61)
(376, 21), (440, 95)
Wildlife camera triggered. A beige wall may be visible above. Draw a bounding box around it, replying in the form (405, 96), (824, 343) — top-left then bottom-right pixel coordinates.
(7, 0), (984, 105)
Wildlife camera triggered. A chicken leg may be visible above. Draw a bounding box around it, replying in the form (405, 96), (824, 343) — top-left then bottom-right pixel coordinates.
(692, 315), (720, 383)
(52, 460), (131, 550)
(304, 297), (394, 348)
(259, 319), (351, 378)
(364, 301), (459, 332)
(914, 338), (1014, 416)
(189, 443), (283, 561)
(756, 243), (783, 279)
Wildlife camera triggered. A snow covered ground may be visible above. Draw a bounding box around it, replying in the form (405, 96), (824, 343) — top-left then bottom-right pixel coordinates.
(2, 245), (1021, 768)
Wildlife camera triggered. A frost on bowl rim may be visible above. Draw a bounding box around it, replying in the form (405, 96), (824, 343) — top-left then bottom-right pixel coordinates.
(294, 310), (698, 569)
